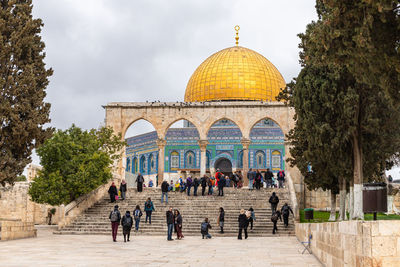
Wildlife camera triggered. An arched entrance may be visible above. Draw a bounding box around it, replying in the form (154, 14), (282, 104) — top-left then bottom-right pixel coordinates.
(214, 157), (232, 175)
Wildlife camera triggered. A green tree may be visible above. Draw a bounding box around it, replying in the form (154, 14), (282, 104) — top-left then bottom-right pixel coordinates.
(281, 0), (400, 219)
(0, 0), (53, 186)
(28, 125), (125, 206)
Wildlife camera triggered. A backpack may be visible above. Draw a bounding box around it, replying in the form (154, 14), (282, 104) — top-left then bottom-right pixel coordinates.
(110, 210), (119, 222)
(134, 209), (142, 219)
(145, 202), (152, 210)
(123, 216), (132, 227)
(201, 222), (208, 233)
(282, 206), (289, 216)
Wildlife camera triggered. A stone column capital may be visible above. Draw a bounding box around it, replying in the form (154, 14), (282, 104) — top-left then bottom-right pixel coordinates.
(156, 138), (166, 149)
(240, 138), (251, 149)
(198, 139), (209, 151)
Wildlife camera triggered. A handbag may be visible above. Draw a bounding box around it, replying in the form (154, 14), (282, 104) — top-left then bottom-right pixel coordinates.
(115, 195), (119, 200)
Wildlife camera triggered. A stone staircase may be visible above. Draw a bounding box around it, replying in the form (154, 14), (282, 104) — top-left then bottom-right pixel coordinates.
(55, 187), (295, 237)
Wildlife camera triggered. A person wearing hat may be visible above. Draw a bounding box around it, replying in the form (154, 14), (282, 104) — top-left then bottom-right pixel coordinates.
(109, 205), (121, 242)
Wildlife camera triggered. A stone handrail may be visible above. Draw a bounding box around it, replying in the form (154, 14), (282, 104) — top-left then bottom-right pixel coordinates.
(287, 172), (299, 222)
(58, 174), (121, 230)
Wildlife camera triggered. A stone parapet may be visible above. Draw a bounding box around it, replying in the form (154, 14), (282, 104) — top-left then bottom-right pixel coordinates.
(58, 175), (121, 230)
(0, 220), (36, 241)
(296, 221), (400, 267)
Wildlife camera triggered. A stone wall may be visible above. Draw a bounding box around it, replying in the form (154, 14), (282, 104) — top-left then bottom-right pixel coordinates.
(296, 221), (400, 267)
(0, 220), (36, 241)
(0, 182), (59, 225)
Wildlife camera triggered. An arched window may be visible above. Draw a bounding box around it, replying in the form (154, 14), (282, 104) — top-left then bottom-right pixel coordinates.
(271, 150), (281, 170)
(126, 157), (131, 172)
(170, 151), (179, 171)
(185, 151), (195, 168)
(206, 151), (211, 169)
(140, 155), (147, 173)
(149, 154), (156, 173)
(255, 151), (265, 169)
(238, 150), (243, 168)
(133, 157), (138, 174)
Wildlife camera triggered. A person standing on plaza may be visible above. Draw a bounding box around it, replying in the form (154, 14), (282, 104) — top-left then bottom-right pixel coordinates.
(186, 176), (193, 196)
(255, 170), (262, 190)
(201, 217), (212, 239)
(108, 182), (118, 203)
(238, 209), (249, 240)
(144, 197), (155, 224)
(271, 210), (282, 234)
(237, 171), (243, 188)
(161, 180), (169, 204)
(193, 177), (199, 196)
(133, 205), (142, 231)
(119, 180), (127, 200)
(247, 168), (255, 190)
(218, 207), (225, 233)
(201, 175), (207, 196)
(136, 173), (144, 192)
(248, 207), (256, 230)
(264, 168), (273, 188)
(121, 210), (133, 242)
(174, 209), (184, 240)
(166, 207), (174, 241)
(233, 171), (240, 188)
(281, 203), (294, 228)
(109, 205), (121, 242)
(277, 170), (285, 188)
(269, 192), (280, 214)
(218, 175), (226, 196)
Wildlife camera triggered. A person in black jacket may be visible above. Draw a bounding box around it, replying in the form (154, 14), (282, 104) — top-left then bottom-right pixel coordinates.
(271, 210), (282, 234)
(218, 207), (225, 233)
(269, 192), (279, 215)
(161, 180), (169, 204)
(174, 209), (184, 240)
(109, 205), (121, 242)
(200, 176), (207, 196)
(166, 207), (174, 241)
(193, 177), (199, 196)
(218, 176), (226, 196)
(255, 170), (262, 190)
(264, 168), (273, 188)
(108, 182), (118, 203)
(201, 217), (212, 239)
(121, 211), (133, 242)
(281, 203), (294, 227)
(119, 180), (127, 200)
(136, 173), (144, 192)
(238, 209), (249, 239)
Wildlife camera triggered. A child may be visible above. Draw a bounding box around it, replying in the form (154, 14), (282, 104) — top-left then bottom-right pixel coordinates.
(201, 218), (212, 239)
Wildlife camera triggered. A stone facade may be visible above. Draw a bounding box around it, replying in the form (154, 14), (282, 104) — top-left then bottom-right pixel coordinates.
(0, 220), (36, 241)
(0, 182), (59, 225)
(26, 164), (42, 182)
(296, 221), (400, 266)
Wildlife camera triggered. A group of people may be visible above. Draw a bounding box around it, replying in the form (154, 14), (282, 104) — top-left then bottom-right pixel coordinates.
(247, 168), (286, 190)
(108, 180), (128, 203)
(269, 192), (294, 234)
(108, 197), (155, 242)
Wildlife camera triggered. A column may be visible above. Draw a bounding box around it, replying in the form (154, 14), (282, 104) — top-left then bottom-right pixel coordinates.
(241, 138), (251, 186)
(156, 138), (166, 187)
(198, 139), (209, 177)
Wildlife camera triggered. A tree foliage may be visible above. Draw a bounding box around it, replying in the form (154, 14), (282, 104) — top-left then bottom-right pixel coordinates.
(280, 0), (400, 199)
(28, 125), (126, 206)
(0, 0), (53, 186)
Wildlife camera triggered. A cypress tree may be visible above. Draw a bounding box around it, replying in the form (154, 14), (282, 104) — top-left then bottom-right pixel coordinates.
(0, 0), (53, 185)
(282, 0), (400, 219)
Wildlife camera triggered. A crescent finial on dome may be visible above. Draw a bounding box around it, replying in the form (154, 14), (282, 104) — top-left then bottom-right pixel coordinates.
(235, 25), (240, 46)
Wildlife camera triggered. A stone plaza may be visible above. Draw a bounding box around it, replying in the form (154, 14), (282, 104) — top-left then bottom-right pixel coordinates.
(0, 226), (321, 267)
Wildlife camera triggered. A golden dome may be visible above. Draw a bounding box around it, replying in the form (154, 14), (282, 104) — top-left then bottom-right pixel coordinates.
(184, 46), (286, 102)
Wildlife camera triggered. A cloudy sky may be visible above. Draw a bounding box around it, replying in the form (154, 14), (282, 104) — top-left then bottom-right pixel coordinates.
(28, 0), (399, 179)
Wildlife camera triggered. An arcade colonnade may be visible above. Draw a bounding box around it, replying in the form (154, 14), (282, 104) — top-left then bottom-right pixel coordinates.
(104, 101), (296, 185)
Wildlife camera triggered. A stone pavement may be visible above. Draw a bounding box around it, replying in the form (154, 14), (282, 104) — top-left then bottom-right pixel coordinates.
(0, 226), (321, 267)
